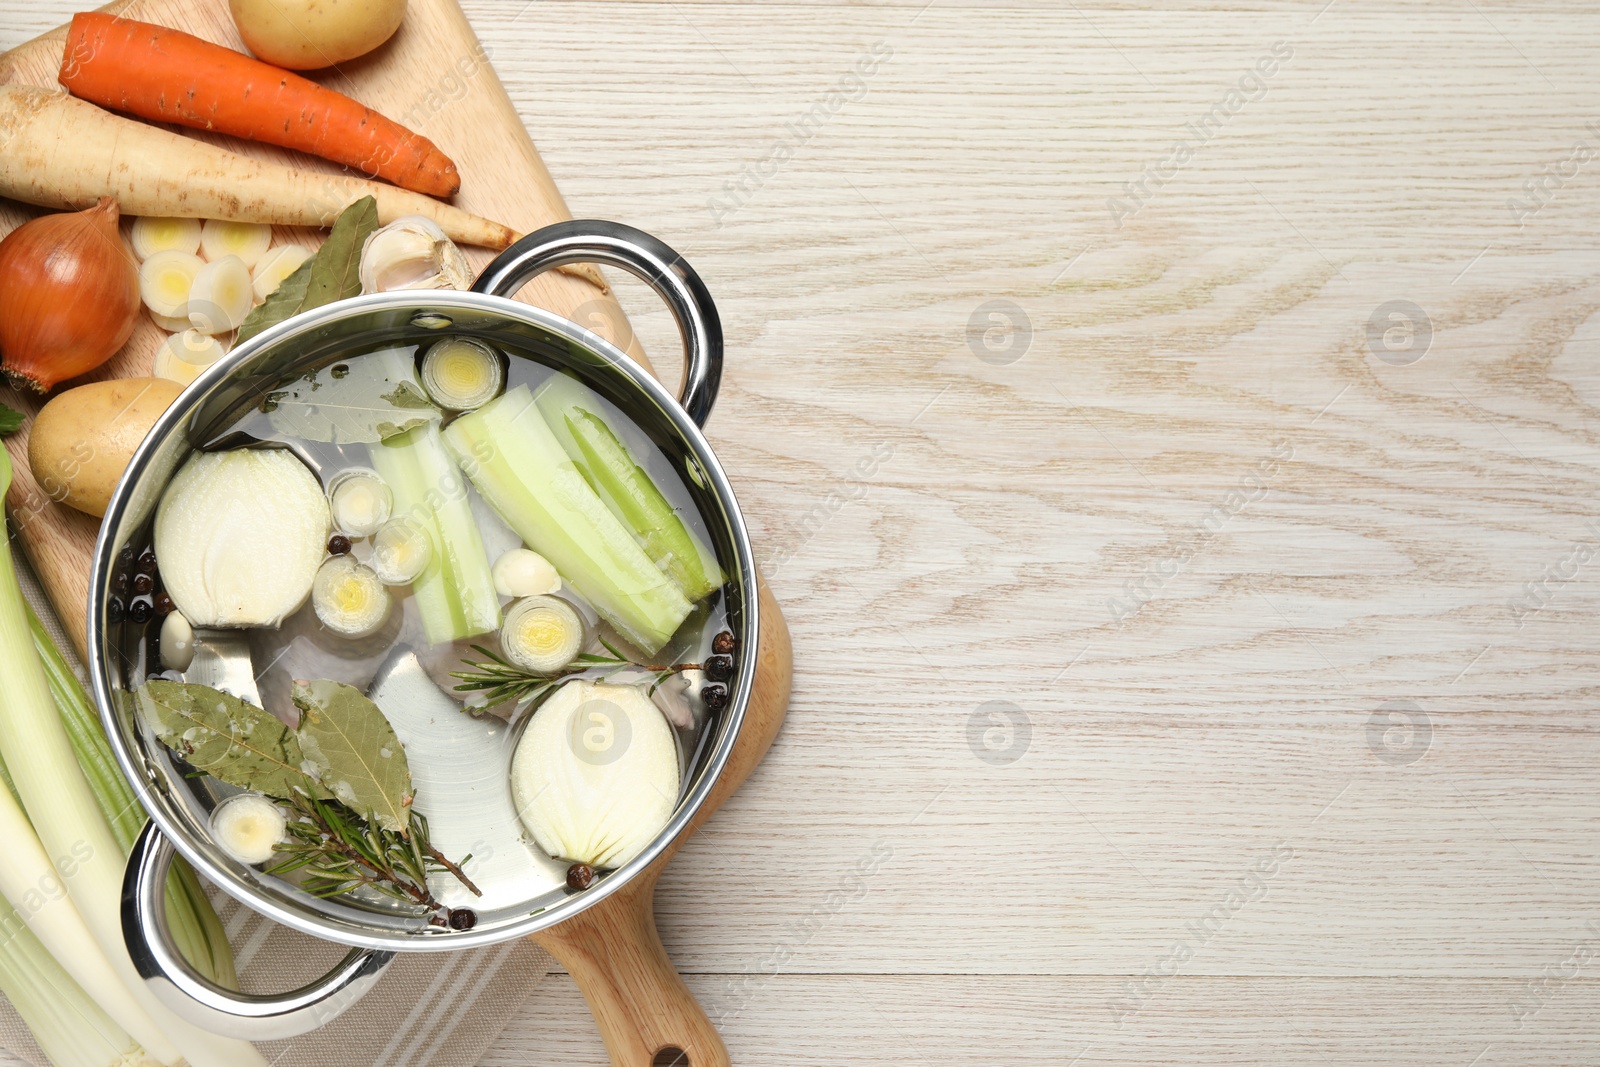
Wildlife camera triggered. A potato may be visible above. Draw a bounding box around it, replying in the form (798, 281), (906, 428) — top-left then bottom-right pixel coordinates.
(29, 377), (182, 518)
(229, 0), (407, 70)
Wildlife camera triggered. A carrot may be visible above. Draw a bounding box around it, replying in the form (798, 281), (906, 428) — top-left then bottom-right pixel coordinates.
(59, 12), (460, 199)
(0, 86), (516, 249)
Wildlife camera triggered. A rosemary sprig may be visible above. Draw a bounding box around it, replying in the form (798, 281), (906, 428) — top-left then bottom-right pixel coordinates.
(449, 637), (701, 713)
(267, 792), (481, 918)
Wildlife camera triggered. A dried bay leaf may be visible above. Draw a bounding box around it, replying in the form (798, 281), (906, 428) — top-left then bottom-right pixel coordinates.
(135, 680), (324, 801)
(292, 679), (414, 833)
(236, 196), (380, 344)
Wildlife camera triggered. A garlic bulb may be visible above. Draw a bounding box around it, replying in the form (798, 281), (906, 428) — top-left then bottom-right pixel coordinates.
(511, 681), (679, 869)
(210, 793), (287, 865)
(359, 216), (473, 294)
(154, 449), (330, 628)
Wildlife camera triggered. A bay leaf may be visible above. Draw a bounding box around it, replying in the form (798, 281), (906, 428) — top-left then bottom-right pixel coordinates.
(235, 196), (380, 344)
(265, 346), (440, 445)
(292, 679), (414, 833)
(134, 680), (323, 801)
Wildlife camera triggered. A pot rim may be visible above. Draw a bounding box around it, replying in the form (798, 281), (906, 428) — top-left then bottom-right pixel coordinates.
(86, 288), (758, 951)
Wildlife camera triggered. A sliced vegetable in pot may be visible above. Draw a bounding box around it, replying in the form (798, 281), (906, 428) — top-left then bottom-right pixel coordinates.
(154, 449), (330, 628)
(534, 373), (724, 602)
(445, 385), (693, 654)
(510, 681), (679, 870)
(312, 556), (393, 639)
(210, 794), (288, 866)
(420, 337), (503, 410)
(370, 423), (500, 644)
(327, 468), (393, 537)
(370, 517), (433, 586)
(492, 547), (561, 598)
(500, 595), (586, 674)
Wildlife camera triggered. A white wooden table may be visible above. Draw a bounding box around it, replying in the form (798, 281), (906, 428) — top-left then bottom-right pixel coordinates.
(7, 2), (1600, 1063)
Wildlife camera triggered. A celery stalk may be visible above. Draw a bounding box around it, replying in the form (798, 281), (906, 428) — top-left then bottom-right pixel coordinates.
(0, 896), (149, 1067)
(370, 422), (500, 644)
(445, 385), (693, 654)
(533, 374), (723, 602)
(27, 606), (236, 991)
(0, 449), (268, 1067)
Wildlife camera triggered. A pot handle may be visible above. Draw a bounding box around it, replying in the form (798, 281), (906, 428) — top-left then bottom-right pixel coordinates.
(122, 821), (396, 1040)
(471, 220), (724, 427)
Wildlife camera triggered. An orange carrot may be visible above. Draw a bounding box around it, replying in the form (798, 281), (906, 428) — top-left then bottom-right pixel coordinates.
(58, 12), (461, 199)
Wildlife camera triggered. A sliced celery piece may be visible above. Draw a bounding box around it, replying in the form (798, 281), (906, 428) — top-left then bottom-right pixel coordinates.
(370, 423), (501, 645)
(533, 373), (724, 602)
(444, 386), (693, 654)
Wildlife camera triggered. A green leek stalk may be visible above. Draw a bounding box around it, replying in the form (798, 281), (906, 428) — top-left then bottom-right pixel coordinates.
(533, 374), (723, 602)
(0, 892), (152, 1067)
(445, 385), (693, 654)
(0, 448), (268, 1067)
(27, 606), (236, 989)
(370, 422), (500, 644)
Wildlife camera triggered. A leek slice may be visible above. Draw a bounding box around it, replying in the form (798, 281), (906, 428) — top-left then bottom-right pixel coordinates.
(444, 385), (693, 654)
(534, 373), (724, 602)
(369, 423), (500, 644)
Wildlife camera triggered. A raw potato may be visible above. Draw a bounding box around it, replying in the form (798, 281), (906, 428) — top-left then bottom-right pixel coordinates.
(230, 0), (407, 70)
(28, 377), (182, 517)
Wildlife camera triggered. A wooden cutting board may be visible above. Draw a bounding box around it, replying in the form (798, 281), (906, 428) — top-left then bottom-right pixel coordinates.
(0, 0), (649, 657)
(0, 6), (793, 1063)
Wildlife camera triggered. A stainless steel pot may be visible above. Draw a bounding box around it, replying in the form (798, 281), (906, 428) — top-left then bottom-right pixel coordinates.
(87, 222), (758, 1040)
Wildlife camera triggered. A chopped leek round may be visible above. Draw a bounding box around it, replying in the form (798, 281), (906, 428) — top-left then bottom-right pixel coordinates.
(327, 468), (393, 537)
(188, 255), (254, 334)
(420, 337), (504, 410)
(500, 595), (585, 674)
(138, 249), (203, 319)
(252, 244), (312, 301)
(154, 329), (228, 387)
(131, 215), (202, 260)
(209, 793), (287, 865)
(312, 556), (392, 638)
(369, 517), (432, 586)
(200, 219), (272, 268)
(492, 548), (562, 598)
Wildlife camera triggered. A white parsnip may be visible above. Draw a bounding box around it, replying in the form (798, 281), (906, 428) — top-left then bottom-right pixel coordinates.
(0, 87), (517, 250)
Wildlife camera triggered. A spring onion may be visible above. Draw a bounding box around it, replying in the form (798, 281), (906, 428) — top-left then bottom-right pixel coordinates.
(328, 468), (393, 537)
(500, 596), (585, 673)
(419, 337), (503, 410)
(0, 448), (266, 1067)
(369, 423), (499, 643)
(445, 385), (693, 654)
(534, 373), (724, 601)
(312, 556), (392, 638)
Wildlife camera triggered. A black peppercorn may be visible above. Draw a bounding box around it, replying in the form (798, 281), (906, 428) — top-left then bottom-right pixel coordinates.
(327, 534), (352, 555)
(117, 545), (136, 569)
(711, 630), (735, 656)
(107, 598), (124, 624)
(154, 592), (175, 616)
(113, 571), (129, 594)
(137, 551), (158, 576)
(132, 573), (154, 596)
(331, 364), (350, 379)
(566, 863), (595, 891)
(701, 684), (729, 712)
(128, 599), (152, 625)
(446, 908), (478, 931)
(704, 655), (733, 682)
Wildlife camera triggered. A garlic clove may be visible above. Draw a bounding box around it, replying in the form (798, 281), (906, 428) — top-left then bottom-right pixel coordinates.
(189, 255), (254, 334)
(130, 216), (202, 260)
(359, 216), (474, 294)
(139, 250), (203, 319)
(251, 244), (312, 301)
(492, 548), (562, 598)
(200, 220), (273, 268)
(511, 681), (679, 870)
(159, 610), (195, 672)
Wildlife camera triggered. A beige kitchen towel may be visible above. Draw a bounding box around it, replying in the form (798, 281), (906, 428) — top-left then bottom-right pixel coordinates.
(0, 556), (556, 1067)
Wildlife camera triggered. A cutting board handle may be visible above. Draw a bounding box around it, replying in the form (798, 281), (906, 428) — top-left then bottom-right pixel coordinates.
(535, 870), (727, 1067)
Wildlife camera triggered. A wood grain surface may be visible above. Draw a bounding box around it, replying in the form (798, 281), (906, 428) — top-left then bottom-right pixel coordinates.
(7, 0), (1600, 1064)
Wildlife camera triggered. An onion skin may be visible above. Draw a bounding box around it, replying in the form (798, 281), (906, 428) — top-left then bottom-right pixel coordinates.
(0, 198), (139, 392)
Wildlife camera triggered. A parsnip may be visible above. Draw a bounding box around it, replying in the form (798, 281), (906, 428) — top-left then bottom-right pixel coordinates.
(0, 87), (517, 250)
